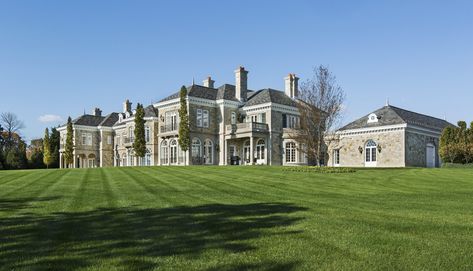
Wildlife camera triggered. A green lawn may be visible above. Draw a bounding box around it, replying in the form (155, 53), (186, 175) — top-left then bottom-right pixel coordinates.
(1, 167), (473, 270)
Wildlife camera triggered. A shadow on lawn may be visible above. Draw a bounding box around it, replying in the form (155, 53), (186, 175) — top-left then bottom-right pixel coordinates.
(0, 200), (306, 270)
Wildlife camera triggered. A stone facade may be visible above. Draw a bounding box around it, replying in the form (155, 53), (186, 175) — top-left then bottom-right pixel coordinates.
(326, 105), (452, 168)
(59, 67), (309, 168)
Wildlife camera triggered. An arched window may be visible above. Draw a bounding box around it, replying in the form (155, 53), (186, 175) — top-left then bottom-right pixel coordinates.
(170, 139), (178, 164)
(192, 138), (202, 158)
(256, 139), (265, 160)
(161, 140), (168, 165)
(365, 140), (377, 163)
(285, 142), (296, 163)
(204, 139), (213, 164)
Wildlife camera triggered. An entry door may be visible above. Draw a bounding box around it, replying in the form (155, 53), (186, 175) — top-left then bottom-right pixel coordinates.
(426, 144), (435, 168)
(243, 146), (251, 165)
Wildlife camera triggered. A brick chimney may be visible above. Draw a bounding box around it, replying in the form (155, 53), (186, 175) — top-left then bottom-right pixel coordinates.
(202, 76), (215, 88)
(123, 99), (132, 113)
(235, 66), (248, 102)
(284, 73), (299, 98)
(93, 107), (102, 117)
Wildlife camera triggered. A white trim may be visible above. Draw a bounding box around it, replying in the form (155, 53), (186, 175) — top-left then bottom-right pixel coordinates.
(337, 124), (407, 136)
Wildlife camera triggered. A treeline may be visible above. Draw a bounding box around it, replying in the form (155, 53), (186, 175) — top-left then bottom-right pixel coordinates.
(0, 112), (60, 170)
(439, 121), (473, 164)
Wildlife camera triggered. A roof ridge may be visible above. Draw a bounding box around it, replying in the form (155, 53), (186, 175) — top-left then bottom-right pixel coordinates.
(388, 105), (449, 123)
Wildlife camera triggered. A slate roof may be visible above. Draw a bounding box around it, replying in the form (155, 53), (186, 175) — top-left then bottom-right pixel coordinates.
(99, 113), (119, 127)
(339, 105), (454, 131)
(71, 114), (106, 127)
(158, 84), (295, 107)
(245, 88), (297, 107)
(144, 105), (158, 118)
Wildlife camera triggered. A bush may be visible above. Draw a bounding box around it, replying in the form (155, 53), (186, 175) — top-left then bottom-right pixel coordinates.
(442, 163), (473, 168)
(283, 166), (356, 173)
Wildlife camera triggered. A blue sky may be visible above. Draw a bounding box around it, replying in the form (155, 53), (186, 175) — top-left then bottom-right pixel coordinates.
(0, 0), (472, 141)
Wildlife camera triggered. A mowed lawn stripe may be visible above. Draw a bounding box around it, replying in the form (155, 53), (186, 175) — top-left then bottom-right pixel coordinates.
(0, 170), (60, 198)
(0, 170), (35, 186)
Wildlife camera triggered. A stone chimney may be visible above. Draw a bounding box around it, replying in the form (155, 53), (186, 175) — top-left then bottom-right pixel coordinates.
(235, 66), (248, 102)
(93, 107), (102, 117)
(123, 99), (132, 113)
(202, 76), (215, 88)
(284, 73), (299, 98)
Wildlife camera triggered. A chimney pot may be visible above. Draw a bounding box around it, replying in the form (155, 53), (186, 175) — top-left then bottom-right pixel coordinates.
(93, 107), (102, 117)
(202, 76), (215, 88)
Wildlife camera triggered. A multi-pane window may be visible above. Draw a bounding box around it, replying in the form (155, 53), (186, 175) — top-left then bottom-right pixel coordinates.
(82, 133), (92, 145)
(145, 152), (151, 166)
(192, 138), (201, 158)
(129, 127), (134, 142)
(285, 142), (296, 163)
(333, 149), (340, 165)
(365, 140), (377, 162)
(196, 109), (203, 127)
(145, 126), (151, 142)
(170, 139), (178, 164)
(282, 114), (299, 128)
(258, 113), (266, 123)
(256, 139), (265, 159)
(107, 136), (112, 145)
(202, 110), (209, 127)
(197, 109), (209, 128)
(161, 141), (168, 164)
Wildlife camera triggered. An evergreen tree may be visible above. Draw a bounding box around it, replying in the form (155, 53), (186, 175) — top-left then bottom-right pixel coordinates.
(178, 86), (190, 164)
(43, 128), (51, 168)
(133, 103), (146, 164)
(64, 117), (74, 168)
(29, 149), (45, 169)
(439, 126), (457, 163)
(49, 127), (60, 168)
(466, 122), (473, 164)
(0, 124), (3, 169)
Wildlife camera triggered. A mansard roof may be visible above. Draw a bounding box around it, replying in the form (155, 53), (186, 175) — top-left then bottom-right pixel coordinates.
(339, 105), (454, 132)
(245, 88), (297, 107)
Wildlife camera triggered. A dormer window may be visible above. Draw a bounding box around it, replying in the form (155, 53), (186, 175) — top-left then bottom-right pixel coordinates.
(367, 113), (378, 123)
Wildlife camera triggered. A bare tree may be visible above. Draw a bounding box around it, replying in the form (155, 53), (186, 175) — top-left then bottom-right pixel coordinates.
(291, 66), (345, 165)
(1, 112), (25, 147)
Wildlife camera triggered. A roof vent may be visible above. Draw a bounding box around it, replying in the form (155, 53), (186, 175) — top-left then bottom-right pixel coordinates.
(367, 113), (378, 123)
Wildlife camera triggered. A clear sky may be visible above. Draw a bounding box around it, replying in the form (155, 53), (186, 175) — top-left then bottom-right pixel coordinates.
(1, 0), (472, 141)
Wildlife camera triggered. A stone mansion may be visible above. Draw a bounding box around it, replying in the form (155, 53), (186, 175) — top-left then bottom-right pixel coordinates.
(58, 66), (452, 168)
(58, 67), (307, 168)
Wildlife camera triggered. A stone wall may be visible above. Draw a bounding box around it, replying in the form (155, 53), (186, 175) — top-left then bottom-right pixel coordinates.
(405, 131), (440, 167)
(328, 130), (406, 167)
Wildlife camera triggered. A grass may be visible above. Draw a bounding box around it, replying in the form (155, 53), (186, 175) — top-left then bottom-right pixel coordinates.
(1, 166), (473, 270)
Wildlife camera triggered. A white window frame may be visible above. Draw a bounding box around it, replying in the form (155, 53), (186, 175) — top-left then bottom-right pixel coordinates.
(196, 109), (203, 127)
(365, 140), (377, 167)
(285, 142), (296, 163)
(145, 126), (151, 143)
(202, 110), (209, 128)
(333, 149), (340, 166)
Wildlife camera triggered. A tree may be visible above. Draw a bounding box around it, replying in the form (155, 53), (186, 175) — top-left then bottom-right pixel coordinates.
(29, 148), (45, 169)
(0, 112), (25, 148)
(49, 127), (60, 168)
(0, 123), (4, 169)
(178, 86), (190, 165)
(133, 103), (146, 164)
(64, 117), (74, 168)
(292, 66), (345, 165)
(465, 122), (473, 164)
(43, 128), (52, 168)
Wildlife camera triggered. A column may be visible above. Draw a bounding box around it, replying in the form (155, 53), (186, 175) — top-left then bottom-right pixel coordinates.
(224, 139), (228, 165)
(59, 153), (63, 168)
(250, 136), (254, 165)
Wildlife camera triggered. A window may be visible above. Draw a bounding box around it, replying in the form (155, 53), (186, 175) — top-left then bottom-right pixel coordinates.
(191, 138), (202, 164)
(333, 149), (340, 165)
(365, 140), (377, 162)
(161, 140), (168, 164)
(196, 109), (203, 127)
(170, 139), (178, 164)
(165, 112), (178, 131)
(367, 113), (378, 123)
(258, 113), (266, 123)
(87, 134), (92, 145)
(285, 142), (296, 163)
(202, 110), (209, 128)
(129, 127), (134, 142)
(145, 126), (151, 142)
(256, 139), (265, 160)
(204, 139), (213, 164)
(82, 133), (87, 145)
(231, 112), (236, 125)
(288, 115), (299, 129)
(107, 136), (112, 145)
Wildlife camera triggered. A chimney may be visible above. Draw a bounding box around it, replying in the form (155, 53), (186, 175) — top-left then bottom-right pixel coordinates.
(123, 99), (132, 113)
(235, 66), (248, 102)
(284, 73), (299, 98)
(202, 76), (215, 88)
(93, 107), (102, 117)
